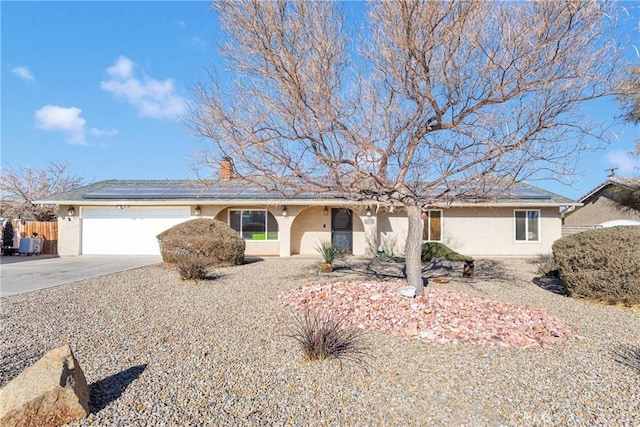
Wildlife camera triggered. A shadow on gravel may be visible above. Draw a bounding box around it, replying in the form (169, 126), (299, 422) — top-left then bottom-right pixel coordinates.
(610, 344), (640, 375)
(331, 257), (406, 281)
(315, 257), (518, 285)
(532, 276), (568, 296)
(472, 259), (516, 282)
(90, 364), (147, 413)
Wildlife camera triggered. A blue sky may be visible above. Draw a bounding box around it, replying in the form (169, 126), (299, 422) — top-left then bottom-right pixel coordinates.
(2, 1), (638, 201)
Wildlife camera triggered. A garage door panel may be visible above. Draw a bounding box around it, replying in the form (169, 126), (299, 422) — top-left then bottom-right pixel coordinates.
(83, 207), (189, 219)
(82, 207), (190, 255)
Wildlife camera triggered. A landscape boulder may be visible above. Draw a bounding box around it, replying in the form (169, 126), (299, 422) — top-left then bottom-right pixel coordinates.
(0, 344), (90, 427)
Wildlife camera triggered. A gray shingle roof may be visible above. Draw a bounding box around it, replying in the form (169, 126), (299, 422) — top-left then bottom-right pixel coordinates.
(578, 177), (640, 203)
(35, 179), (576, 206)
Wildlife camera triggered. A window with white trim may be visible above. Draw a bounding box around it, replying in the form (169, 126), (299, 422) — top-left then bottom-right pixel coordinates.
(514, 210), (540, 242)
(229, 210), (279, 241)
(422, 210), (442, 242)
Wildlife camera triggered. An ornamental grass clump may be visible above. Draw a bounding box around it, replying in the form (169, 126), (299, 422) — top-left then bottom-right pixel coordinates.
(610, 343), (640, 375)
(531, 253), (559, 277)
(175, 254), (210, 281)
(287, 310), (370, 368)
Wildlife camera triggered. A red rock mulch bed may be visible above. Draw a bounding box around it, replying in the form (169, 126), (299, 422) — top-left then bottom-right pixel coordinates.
(282, 280), (572, 349)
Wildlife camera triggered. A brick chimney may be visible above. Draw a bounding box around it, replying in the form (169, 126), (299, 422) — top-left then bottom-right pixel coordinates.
(220, 157), (234, 181)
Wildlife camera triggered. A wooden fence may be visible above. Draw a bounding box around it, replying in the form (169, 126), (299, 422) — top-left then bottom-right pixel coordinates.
(561, 226), (593, 237)
(13, 221), (58, 255)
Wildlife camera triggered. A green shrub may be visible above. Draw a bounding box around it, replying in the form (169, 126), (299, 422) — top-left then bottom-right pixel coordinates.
(552, 226), (640, 305)
(175, 254), (209, 281)
(2, 220), (14, 248)
(421, 242), (473, 262)
(157, 219), (245, 267)
(287, 310), (370, 368)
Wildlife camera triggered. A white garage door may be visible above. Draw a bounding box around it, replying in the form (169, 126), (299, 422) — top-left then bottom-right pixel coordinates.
(82, 207), (191, 255)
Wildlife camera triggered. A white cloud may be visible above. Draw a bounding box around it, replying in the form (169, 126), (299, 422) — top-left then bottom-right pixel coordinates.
(34, 105), (118, 145)
(106, 56), (133, 80)
(34, 105), (86, 144)
(100, 55), (187, 120)
(606, 150), (639, 175)
(89, 128), (120, 137)
(11, 66), (35, 83)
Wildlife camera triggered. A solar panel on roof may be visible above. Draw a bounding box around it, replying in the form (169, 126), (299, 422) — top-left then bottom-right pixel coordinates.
(83, 182), (306, 200)
(507, 186), (551, 199)
(80, 180), (557, 202)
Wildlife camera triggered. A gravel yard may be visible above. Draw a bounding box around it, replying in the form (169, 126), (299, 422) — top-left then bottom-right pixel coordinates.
(1, 257), (638, 426)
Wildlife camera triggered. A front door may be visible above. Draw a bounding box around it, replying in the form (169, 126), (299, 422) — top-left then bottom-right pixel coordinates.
(331, 208), (352, 253)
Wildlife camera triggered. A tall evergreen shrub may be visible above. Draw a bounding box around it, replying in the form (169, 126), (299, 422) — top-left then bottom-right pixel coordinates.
(2, 220), (14, 248)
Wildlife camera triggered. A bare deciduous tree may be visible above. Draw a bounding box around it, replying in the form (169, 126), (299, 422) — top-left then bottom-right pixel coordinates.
(190, 0), (624, 295)
(0, 161), (85, 221)
(612, 66), (640, 212)
(618, 66), (640, 126)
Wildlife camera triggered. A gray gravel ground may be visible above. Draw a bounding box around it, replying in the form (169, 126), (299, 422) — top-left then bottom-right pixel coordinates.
(1, 257), (638, 426)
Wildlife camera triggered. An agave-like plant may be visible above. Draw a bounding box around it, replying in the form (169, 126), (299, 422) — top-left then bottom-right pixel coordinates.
(315, 240), (344, 271)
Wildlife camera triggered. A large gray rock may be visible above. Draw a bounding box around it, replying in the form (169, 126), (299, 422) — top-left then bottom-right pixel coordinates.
(0, 344), (90, 427)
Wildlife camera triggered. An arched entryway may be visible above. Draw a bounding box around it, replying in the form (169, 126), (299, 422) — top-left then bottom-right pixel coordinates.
(290, 207), (364, 255)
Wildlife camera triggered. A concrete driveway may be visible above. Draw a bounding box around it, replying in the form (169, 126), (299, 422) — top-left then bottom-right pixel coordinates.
(0, 255), (162, 297)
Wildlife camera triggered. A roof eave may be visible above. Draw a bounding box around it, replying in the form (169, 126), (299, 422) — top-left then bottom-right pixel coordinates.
(445, 201), (581, 208)
(34, 198), (356, 207)
(35, 198), (580, 208)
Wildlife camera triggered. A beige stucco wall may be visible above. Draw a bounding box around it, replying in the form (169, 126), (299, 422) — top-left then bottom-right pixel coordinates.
(57, 205), (81, 255)
(290, 207), (331, 255)
(563, 194), (640, 227)
(376, 212), (408, 257)
(64, 202), (563, 258)
(352, 211), (366, 257)
(442, 207), (561, 256)
(375, 206), (562, 257)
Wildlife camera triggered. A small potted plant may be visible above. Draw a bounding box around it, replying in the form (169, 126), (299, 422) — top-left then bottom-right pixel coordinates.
(315, 240), (345, 272)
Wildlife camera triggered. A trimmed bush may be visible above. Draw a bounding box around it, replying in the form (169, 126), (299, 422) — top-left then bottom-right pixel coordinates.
(552, 226), (640, 305)
(421, 242), (473, 262)
(157, 219), (245, 267)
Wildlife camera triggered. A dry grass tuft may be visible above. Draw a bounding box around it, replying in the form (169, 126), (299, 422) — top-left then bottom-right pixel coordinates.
(287, 310), (370, 369)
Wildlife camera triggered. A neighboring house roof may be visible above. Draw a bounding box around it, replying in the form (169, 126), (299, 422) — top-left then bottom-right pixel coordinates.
(562, 176), (640, 221)
(575, 177), (640, 204)
(35, 179), (577, 207)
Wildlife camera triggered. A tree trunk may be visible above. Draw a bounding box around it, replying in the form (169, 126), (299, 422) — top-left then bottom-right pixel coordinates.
(405, 204), (425, 296)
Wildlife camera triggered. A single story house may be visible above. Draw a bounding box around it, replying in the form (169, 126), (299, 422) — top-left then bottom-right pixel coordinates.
(562, 176), (640, 233)
(36, 172), (578, 258)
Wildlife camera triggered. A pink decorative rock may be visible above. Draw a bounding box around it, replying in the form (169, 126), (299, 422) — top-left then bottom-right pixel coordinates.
(282, 280), (572, 348)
